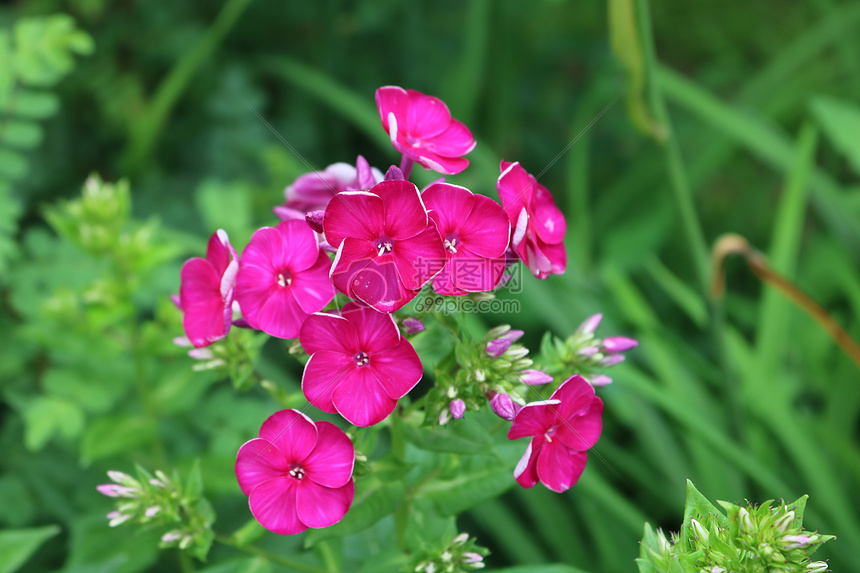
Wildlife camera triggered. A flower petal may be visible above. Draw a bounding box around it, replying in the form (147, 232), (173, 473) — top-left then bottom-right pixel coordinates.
(550, 376), (597, 418)
(254, 288), (307, 339)
(332, 367), (397, 427)
(458, 195), (511, 258)
(507, 400), (560, 441)
(422, 119), (476, 157)
(290, 251), (336, 314)
(331, 239), (417, 313)
(302, 351), (355, 414)
(180, 258), (226, 347)
(259, 409), (319, 463)
(513, 438), (541, 489)
(295, 478), (355, 529)
(235, 438), (287, 496)
(300, 312), (360, 356)
(556, 398), (604, 452)
(248, 477), (305, 535)
(375, 86), (410, 133)
(392, 226), (446, 291)
(342, 302), (400, 353)
(497, 161), (531, 222)
(324, 191), (385, 248)
(302, 421), (355, 488)
(536, 444), (588, 493)
(422, 183), (476, 237)
(375, 180), (428, 240)
(206, 229), (236, 276)
(531, 185), (567, 245)
(406, 91), (452, 139)
(370, 339), (423, 400)
(449, 248), (506, 293)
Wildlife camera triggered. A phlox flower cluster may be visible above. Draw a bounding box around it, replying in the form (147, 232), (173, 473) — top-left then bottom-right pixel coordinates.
(173, 85), (631, 535)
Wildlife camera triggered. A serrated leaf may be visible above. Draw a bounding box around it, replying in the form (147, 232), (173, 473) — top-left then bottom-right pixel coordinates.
(811, 95), (860, 175)
(80, 416), (158, 465)
(304, 477), (404, 547)
(0, 525), (61, 573)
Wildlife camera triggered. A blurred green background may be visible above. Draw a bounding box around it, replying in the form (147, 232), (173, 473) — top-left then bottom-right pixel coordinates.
(1, 0), (859, 571)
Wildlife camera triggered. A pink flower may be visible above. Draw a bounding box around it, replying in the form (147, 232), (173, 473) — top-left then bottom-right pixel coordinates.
(375, 86), (476, 175)
(274, 156), (383, 221)
(325, 180), (446, 313)
(422, 183), (510, 296)
(179, 230), (239, 348)
(300, 302), (423, 426)
(235, 220), (335, 339)
(508, 375), (603, 492)
(497, 160), (567, 279)
(235, 409), (355, 535)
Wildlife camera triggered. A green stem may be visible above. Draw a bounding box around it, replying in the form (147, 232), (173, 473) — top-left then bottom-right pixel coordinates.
(214, 535), (327, 573)
(635, 0), (710, 294)
(390, 414), (408, 552)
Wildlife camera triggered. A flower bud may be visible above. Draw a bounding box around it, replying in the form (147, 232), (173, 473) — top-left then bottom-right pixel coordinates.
(577, 346), (600, 358)
(402, 317), (425, 334)
(438, 409), (451, 425)
(807, 561), (828, 573)
(690, 519), (709, 544)
(588, 374), (613, 386)
(602, 336), (639, 353)
(145, 505), (161, 518)
(107, 471), (135, 486)
(504, 346), (530, 360)
(782, 534), (815, 549)
(520, 369), (553, 385)
(599, 354), (626, 367)
(576, 313), (602, 335)
(451, 533), (469, 546)
(161, 531), (183, 543)
(486, 338), (512, 358)
(490, 393), (521, 421)
(450, 399), (466, 419)
(738, 507), (753, 532)
(462, 552), (483, 564)
(305, 210), (325, 234)
(773, 510), (795, 533)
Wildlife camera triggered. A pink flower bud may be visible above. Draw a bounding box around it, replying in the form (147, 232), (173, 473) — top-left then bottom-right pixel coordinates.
(305, 209), (325, 234)
(402, 317), (425, 334)
(384, 165), (404, 180)
(577, 346), (599, 358)
(600, 354), (626, 367)
(588, 374), (613, 386)
(520, 369), (552, 385)
(170, 294), (182, 310)
(577, 313), (602, 335)
(490, 393), (521, 421)
(450, 399), (466, 419)
(462, 552), (484, 564)
(486, 338), (513, 358)
(602, 336), (638, 353)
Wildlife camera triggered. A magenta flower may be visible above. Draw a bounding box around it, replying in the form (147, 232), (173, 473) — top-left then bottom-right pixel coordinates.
(235, 409), (355, 535)
(235, 220), (335, 339)
(274, 156), (383, 221)
(375, 86), (476, 175)
(422, 183), (510, 296)
(497, 160), (567, 279)
(508, 375), (603, 492)
(179, 229), (239, 348)
(325, 180), (446, 313)
(300, 302), (423, 426)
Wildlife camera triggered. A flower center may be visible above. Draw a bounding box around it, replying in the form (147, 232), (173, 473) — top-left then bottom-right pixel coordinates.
(544, 427), (556, 443)
(374, 237), (394, 257)
(277, 271), (292, 287)
(288, 464), (305, 480)
(444, 234), (459, 254)
(354, 351), (370, 367)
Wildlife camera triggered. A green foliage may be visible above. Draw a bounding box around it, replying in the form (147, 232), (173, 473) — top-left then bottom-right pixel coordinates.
(0, 526), (60, 573)
(810, 95), (860, 176)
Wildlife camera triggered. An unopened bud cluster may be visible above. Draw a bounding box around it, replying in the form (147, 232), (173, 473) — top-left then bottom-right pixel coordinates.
(539, 314), (637, 387)
(96, 465), (215, 560)
(641, 495), (834, 573)
(412, 532), (488, 573)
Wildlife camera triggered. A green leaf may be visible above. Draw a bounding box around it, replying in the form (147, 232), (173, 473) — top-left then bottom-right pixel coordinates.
(400, 415), (492, 455)
(0, 31), (13, 106)
(196, 558), (270, 573)
(2, 89), (60, 118)
(414, 454), (516, 516)
(811, 95), (860, 175)
(20, 396), (85, 451)
(80, 415), (158, 465)
(0, 119), (43, 148)
(0, 149), (28, 180)
(492, 566), (591, 573)
(0, 526), (60, 573)
(679, 480), (727, 551)
(304, 477), (404, 547)
(0, 184), (22, 278)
